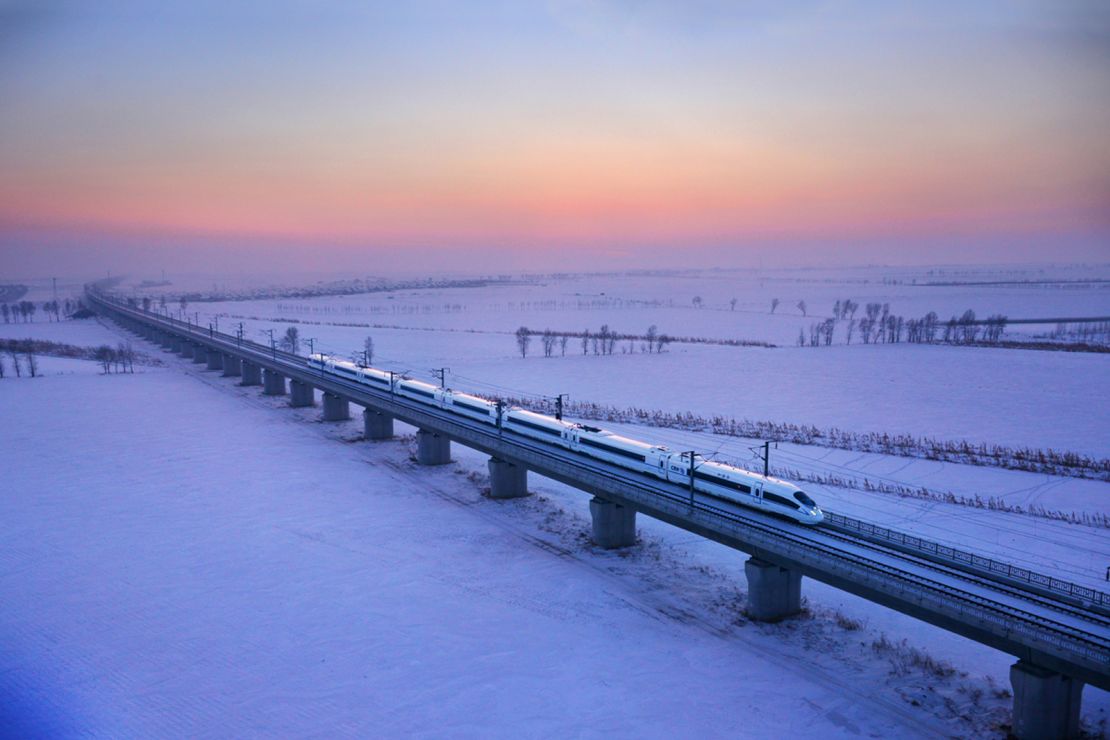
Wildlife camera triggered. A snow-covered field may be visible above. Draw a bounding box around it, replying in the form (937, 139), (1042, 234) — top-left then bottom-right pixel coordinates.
(0, 344), (1009, 737)
(2, 265), (1108, 736)
(140, 266), (1110, 457)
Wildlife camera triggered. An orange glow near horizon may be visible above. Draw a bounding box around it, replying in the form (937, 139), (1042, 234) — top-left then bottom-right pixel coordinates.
(1, 2), (1107, 268)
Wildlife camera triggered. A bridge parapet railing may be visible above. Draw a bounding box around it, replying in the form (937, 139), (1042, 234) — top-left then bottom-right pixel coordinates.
(823, 511), (1109, 609)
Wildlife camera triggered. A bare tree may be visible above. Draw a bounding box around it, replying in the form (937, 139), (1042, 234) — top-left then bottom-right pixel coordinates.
(580, 330), (589, 355)
(1, 304), (7, 323)
(515, 326), (531, 358)
(729, 298), (737, 311)
(958, 309), (977, 343)
(142, 297), (152, 312)
(363, 336), (374, 365)
(559, 335), (568, 356)
(281, 326), (300, 354)
(6, 344), (20, 376)
(95, 345), (114, 374)
(846, 318), (856, 345)
(656, 333), (672, 353)
(771, 298), (780, 314)
(796, 300), (807, 317)
(645, 325), (658, 353)
(179, 296), (188, 316)
(117, 342), (135, 373)
(692, 296), (703, 309)
(797, 328), (805, 346)
(23, 341), (38, 377)
(541, 329), (556, 357)
(0, 353), (5, 378)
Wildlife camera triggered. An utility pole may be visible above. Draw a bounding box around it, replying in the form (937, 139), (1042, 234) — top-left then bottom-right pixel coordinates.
(432, 367), (449, 388)
(751, 441), (775, 477)
(306, 338), (315, 356)
(236, 322), (243, 347)
(495, 399), (505, 432)
(388, 370), (399, 396)
(555, 393), (568, 421)
(265, 328), (275, 359)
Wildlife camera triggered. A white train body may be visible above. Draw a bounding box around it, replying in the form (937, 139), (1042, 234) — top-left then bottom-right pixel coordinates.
(307, 353), (823, 525)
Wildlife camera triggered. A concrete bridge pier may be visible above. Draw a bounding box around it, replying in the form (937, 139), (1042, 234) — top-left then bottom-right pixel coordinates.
(206, 351), (223, 371)
(744, 557), (802, 622)
(221, 354), (241, 377)
(263, 369), (286, 396)
(240, 361), (262, 387)
(589, 496), (637, 548)
(179, 341), (194, 358)
(322, 393), (350, 421)
(161, 333), (174, 350)
(1010, 661), (1083, 740)
(192, 345), (208, 364)
(488, 458), (529, 499)
(169, 336), (182, 353)
(416, 429), (451, 465)
(362, 409), (394, 440)
(289, 380), (315, 407)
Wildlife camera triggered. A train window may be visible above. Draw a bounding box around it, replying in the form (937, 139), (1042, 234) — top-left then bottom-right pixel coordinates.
(764, 492), (800, 509)
(793, 491), (817, 508)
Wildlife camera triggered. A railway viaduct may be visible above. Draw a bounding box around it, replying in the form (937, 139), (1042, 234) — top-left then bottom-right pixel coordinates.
(89, 288), (1109, 739)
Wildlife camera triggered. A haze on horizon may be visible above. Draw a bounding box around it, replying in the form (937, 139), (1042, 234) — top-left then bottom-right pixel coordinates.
(0, 0), (1107, 280)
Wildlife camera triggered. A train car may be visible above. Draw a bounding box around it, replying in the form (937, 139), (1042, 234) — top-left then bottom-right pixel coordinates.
(309, 353), (394, 392)
(442, 389), (499, 424)
(503, 408), (577, 447)
(397, 377), (445, 406)
(663, 451), (822, 525)
(574, 425), (670, 476)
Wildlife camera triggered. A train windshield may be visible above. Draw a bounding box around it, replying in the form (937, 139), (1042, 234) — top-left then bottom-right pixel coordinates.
(793, 491), (817, 508)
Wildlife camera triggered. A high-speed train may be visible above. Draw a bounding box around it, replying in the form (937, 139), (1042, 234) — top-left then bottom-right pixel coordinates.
(308, 353), (823, 525)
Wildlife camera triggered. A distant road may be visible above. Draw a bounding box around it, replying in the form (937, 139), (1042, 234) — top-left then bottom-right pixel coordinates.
(918, 279), (1110, 287)
(0, 284), (28, 303)
(978, 316), (1110, 325)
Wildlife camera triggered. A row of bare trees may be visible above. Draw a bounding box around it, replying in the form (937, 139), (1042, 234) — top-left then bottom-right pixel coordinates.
(515, 325), (675, 358)
(94, 343), (137, 374)
(799, 305), (1008, 347)
(1, 300), (76, 323)
(1, 341), (39, 378)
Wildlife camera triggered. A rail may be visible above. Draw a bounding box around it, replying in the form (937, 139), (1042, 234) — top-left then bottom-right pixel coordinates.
(823, 512), (1110, 612)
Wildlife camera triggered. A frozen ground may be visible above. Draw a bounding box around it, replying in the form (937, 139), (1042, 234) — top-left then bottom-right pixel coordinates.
(1, 316), (1107, 736)
(141, 266), (1110, 458)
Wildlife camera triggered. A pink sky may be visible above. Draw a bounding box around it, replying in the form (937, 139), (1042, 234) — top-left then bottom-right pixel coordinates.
(0, 2), (1106, 277)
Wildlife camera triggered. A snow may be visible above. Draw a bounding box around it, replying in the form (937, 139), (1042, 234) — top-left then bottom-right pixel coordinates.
(164, 269), (1110, 456)
(0, 352), (969, 737)
(3, 267), (1108, 735)
(0, 317), (126, 347)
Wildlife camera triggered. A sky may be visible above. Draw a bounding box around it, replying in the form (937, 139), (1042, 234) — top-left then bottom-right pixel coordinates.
(0, 0), (1107, 279)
